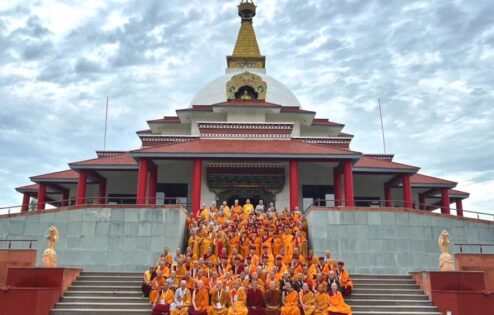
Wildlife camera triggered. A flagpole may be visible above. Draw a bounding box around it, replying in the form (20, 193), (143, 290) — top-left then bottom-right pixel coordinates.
(378, 98), (386, 154)
(104, 96), (109, 150)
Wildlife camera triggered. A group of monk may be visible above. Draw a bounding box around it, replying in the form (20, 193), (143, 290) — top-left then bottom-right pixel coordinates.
(143, 199), (353, 315)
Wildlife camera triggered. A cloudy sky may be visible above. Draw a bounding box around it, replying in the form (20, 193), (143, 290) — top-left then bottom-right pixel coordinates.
(0, 0), (493, 215)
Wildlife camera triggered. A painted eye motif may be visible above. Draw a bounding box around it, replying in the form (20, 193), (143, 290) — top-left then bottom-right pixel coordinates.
(257, 85), (265, 92)
(229, 85), (236, 93)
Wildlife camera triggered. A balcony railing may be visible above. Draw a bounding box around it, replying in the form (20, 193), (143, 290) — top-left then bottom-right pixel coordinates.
(0, 239), (37, 249)
(455, 243), (494, 254)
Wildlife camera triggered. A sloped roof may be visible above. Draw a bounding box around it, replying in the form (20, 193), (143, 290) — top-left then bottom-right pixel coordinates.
(30, 170), (79, 182)
(411, 173), (457, 188)
(70, 152), (138, 169)
(354, 155), (419, 173)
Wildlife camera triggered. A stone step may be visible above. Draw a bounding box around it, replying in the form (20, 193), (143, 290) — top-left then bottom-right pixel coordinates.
(354, 283), (419, 289)
(68, 285), (141, 292)
(80, 272), (142, 277)
(351, 305), (440, 312)
(55, 303), (151, 310)
(352, 278), (416, 284)
(352, 288), (424, 294)
(64, 291), (144, 297)
(77, 275), (142, 281)
(345, 299), (433, 306)
(352, 312), (441, 315)
(51, 309), (151, 315)
(62, 297), (149, 303)
(75, 280), (143, 286)
(351, 274), (412, 279)
(347, 293), (429, 300)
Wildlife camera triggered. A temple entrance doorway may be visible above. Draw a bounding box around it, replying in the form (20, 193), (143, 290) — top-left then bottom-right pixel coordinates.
(218, 189), (274, 208)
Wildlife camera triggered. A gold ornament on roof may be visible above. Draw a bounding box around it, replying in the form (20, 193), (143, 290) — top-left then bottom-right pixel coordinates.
(226, 71), (267, 100)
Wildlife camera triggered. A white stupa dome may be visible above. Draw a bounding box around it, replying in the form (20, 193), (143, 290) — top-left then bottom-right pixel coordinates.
(190, 69), (301, 107)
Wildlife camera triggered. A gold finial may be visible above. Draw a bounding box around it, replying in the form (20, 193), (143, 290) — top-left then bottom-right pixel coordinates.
(227, 0), (266, 69)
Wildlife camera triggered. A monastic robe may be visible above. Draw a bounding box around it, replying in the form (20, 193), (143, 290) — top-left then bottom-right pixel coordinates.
(223, 206), (231, 218)
(337, 269), (353, 296)
(327, 292), (352, 315)
(189, 235), (201, 260)
(228, 288), (248, 315)
(149, 277), (166, 304)
(246, 288), (265, 315)
(171, 288), (192, 315)
(244, 204), (254, 215)
(272, 237), (283, 257)
(142, 270), (154, 297)
(189, 287), (209, 315)
(152, 288), (175, 315)
(281, 291), (300, 315)
(200, 236), (213, 258)
(209, 289), (230, 315)
(314, 292), (330, 315)
(264, 289), (282, 315)
(300, 291), (316, 315)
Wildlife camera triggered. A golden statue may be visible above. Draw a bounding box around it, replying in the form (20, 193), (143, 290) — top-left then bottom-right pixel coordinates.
(240, 90), (252, 100)
(42, 225), (59, 267)
(438, 229), (454, 271)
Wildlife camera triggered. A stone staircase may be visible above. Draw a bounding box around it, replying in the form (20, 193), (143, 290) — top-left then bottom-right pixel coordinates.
(346, 274), (441, 315)
(51, 271), (152, 315)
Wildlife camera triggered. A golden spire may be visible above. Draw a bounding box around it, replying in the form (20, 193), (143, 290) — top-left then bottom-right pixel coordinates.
(227, 0), (266, 69)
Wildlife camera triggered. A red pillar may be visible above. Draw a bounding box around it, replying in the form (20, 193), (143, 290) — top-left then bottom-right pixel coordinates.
(343, 160), (354, 207)
(384, 184), (393, 207)
(21, 193), (30, 212)
(455, 199), (464, 217)
(37, 183), (46, 211)
(402, 174), (413, 209)
(192, 159), (202, 217)
(98, 179), (107, 205)
(419, 194), (426, 210)
(333, 168), (341, 207)
(76, 170), (87, 206)
(62, 190), (69, 207)
(148, 164), (158, 205)
(441, 188), (450, 214)
(137, 159), (149, 205)
(289, 160), (300, 210)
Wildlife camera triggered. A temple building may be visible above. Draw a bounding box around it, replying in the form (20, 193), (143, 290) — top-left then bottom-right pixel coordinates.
(15, 0), (469, 217)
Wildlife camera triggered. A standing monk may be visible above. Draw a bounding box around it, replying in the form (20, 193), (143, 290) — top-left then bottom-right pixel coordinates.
(247, 279), (265, 315)
(264, 281), (281, 315)
(327, 283), (352, 315)
(189, 280), (209, 315)
(281, 283), (300, 315)
(171, 280), (192, 315)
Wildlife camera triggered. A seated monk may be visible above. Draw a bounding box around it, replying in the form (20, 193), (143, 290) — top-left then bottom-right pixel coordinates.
(247, 279), (265, 315)
(281, 283), (300, 315)
(209, 280), (230, 315)
(143, 265), (156, 297)
(314, 284), (330, 315)
(335, 262), (353, 296)
(327, 283), (352, 315)
(171, 280), (192, 315)
(189, 280), (209, 315)
(150, 272), (166, 304)
(228, 279), (248, 315)
(264, 280), (281, 315)
(152, 282), (175, 315)
(298, 283), (316, 315)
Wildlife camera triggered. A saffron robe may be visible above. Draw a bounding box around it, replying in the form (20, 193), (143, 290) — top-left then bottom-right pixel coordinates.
(228, 288), (249, 315)
(281, 291), (300, 315)
(314, 292), (330, 315)
(327, 291), (352, 315)
(209, 289), (230, 315)
(300, 291), (316, 315)
(152, 288), (175, 315)
(189, 287), (209, 315)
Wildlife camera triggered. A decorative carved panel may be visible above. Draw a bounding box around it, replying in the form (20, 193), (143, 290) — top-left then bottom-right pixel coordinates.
(225, 71), (267, 100)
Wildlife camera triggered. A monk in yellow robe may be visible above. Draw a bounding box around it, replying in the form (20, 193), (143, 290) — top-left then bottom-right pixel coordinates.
(232, 200), (243, 216)
(314, 284), (330, 315)
(209, 280), (230, 315)
(149, 272), (165, 304)
(152, 282), (175, 315)
(282, 229), (294, 259)
(299, 283), (316, 315)
(189, 228), (201, 260)
(200, 233), (212, 258)
(272, 235), (283, 257)
(221, 201), (231, 218)
(171, 280), (192, 315)
(243, 199), (254, 215)
(281, 283), (300, 315)
(327, 283), (352, 315)
(200, 204), (210, 221)
(190, 280), (209, 315)
(228, 280), (248, 315)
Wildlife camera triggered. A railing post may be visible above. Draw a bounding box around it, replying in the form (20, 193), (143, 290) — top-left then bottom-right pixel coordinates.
(480, 246), (483, 254)
(8, 241), (11, 249)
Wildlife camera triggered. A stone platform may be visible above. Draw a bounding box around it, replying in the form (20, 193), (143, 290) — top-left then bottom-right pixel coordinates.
(0, 206), (187, 271)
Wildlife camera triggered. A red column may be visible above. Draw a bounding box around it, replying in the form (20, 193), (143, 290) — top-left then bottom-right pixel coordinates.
(333, 168), (341, 207)
(384, 184), (393, 207)
(21, 193), (30, 212)
(137, 159), (149, 205)
(455, 199), (464, 217)
(441, 188), (450, 214)
(76, 170), (87, 206)
(343, 160), (354, 207)
(289, 160), (300, 211)
(192, 159), (202, 217)
(419, 194), (426, 210)
(37, 183), (46, 211)
(148, 164), (158, 205)
(98, 179), (107, 205)
(402, 174), (413, 208)
(62, 190), (69, 207)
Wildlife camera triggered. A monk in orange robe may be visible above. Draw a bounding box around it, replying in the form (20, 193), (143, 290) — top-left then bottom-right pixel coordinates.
(280, 283), (300, 315)
(299, 283), (316, 315)
(314, 284), (330, 315)
(190, 279), (209, 315)
(272, 235), (283, 257)
(149, 272), (166, 304)
(327, 283), (352, 315)
(152, 281), (175, 315)
(336, 262), (353, 296)
(209, 280), (230, 315)
(228, 280), (248, 315)
(232, 200), (243, 216)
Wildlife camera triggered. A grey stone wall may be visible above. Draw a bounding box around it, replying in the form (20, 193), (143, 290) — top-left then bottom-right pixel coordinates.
(0, 207), (187, 271)
(307, 208), (494, 275)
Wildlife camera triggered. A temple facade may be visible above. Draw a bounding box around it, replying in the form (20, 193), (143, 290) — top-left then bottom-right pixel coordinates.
(15, 0), (469, 217)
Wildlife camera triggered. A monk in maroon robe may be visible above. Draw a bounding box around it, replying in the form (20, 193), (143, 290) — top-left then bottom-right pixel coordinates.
(247, 280), (265, 315)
